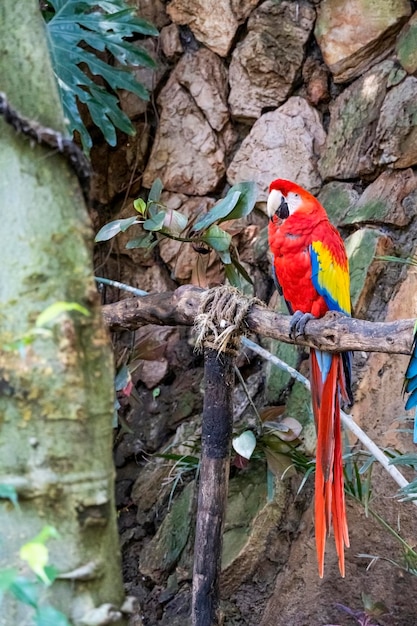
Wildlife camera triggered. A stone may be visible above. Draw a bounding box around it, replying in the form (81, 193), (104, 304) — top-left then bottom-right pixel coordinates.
(284, 380), (315, 447)
(302, 57), (330, 106)
(108, 125), (150, 196)
(233, 372), (263, 426)
(119, 39), (167, 119)
(396, 12), (417, 74)
(264, 295), (300, 405)
(228, 1), (315, 119)
(119, 262), (174, 295)
(136, 359), (168, 389)
(340, 169), (417, 227)
(166, 0), (259, 57)
(155, 191), (237, 288)
(158, 194), (216, 282)
(131, 463), (171, 512)
(315, 0), (411, 83)
(345, 228), (393, 318)
(221, 462), (268, 570)
(139, 481), (195, 582)
(130, 326), (178, 389)
(142, 51), (228, 195)
(227, 97), (326, 201)
(160, 24), (183, 60)
(352, 266), (417, 444)
(90, 122), (150, 205)
(134, 0), (171, 29)
(317, 182), (360, 225)
(375, 76), (417, 169)
(175, 48), (229, 132)
(264, 338), (299, 405)
(319, 60), (394, 180)
(221, 470), (303, 597)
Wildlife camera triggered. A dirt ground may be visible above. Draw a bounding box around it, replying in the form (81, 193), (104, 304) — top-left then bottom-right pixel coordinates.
(115, 393), (417, 626)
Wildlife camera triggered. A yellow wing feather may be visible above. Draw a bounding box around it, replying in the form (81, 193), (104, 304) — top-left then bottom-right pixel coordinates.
(311, 241), (351, 315)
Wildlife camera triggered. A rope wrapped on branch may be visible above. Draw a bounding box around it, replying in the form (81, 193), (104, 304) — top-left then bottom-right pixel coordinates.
(194, 286), (265, 356)
(102, 284), (415, 356)
(192, 286), (262, 626)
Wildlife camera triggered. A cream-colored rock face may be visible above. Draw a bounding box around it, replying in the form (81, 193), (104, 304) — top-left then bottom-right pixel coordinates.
(167, 0), (259, 56)
(315, 0), (411, 82)
(319, 60), (394, 180)
(142, 50), (229, 195)
(228, 1), (315, 120)
(227, 97), (326, 201)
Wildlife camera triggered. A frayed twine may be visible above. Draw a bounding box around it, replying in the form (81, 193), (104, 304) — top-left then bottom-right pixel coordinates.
(194, 286), (264, 355)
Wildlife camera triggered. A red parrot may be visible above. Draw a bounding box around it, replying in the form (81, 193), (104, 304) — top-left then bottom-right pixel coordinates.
(267, 178), (353, 578)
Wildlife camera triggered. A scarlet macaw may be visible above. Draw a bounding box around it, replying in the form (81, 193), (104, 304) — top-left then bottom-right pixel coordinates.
(404, 328), (417, 443)
(267, 179), (353, 578)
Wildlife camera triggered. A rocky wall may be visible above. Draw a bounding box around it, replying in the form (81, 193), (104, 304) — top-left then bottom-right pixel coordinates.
(91, 1), (417, 625)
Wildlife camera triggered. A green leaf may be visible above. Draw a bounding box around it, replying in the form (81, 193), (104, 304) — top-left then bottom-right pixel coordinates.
(0, 484), (19, 509)
(95, 217), (139, 242)
(143, 210), (166, 232)
(35, 302), (90, 328)
(20, 543), (50, 586)
(230, 256), (253, 285)
(224, 263), (244, 288)
(193, 190), (241, 232)
(148, 178), (163, 203)
(232, 431), (257, 460)
(9, 577), (39, 607)
(162, 209), (188, 235)
(125, 233), (154, 249)
(19, 527), (59, 586)
(44, 0), (158, 152)
(0, 568), (18, 601)
(43, 566), (58, 585)
(201, 225), (231, 253)
(115, 364), (131, 391)
(35, 605), (71, 626)
(218, 250), (232, 265)
(133, 198), (147, 215)
(219, 182), (257, 223)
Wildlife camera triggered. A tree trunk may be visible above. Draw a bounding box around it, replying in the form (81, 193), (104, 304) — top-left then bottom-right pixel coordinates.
(0, 2), (125, 624)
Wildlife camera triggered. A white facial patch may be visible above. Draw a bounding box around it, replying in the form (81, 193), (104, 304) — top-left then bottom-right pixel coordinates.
(267, 188), (303, 218)
(286, 191), (303, 214)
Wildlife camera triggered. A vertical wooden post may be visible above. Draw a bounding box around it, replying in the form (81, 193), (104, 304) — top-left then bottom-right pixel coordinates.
(192, 347), (235, 626)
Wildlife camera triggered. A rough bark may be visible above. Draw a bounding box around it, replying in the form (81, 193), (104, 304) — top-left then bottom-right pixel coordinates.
(192, 349), (234, 626)
(0, 2), (125, 625)
(101, 285), (415, 356)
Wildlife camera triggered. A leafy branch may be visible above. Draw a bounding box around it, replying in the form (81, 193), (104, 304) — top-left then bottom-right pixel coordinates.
(42, 0), (158, 152)
(95, 179), (258, 287)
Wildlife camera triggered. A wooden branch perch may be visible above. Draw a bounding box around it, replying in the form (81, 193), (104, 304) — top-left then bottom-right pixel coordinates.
(102, 285), (415, 355)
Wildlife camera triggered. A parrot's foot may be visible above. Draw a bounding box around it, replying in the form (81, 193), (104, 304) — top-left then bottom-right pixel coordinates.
(289, 311), (315, 338)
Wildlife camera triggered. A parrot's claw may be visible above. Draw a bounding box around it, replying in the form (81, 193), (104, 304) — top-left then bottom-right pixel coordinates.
(289, 311), (315, 339)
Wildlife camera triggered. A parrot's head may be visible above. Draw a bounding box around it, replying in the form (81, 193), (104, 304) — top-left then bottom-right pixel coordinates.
(267, 179), (318, 222)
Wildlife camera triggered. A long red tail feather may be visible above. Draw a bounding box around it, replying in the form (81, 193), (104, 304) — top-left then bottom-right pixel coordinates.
(311, 350), (349, 578)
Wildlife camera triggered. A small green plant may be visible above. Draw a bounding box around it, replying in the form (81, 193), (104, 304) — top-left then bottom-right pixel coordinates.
(232, 405), (311, 502)
(389, 450), (417, 501)
(158, 450), (200, 508)
(324, 592), (389, 626)
(0, 487), (70, 625)
(2, 301), (90, 354)
(42, 0), (158, 152)
(344, 448), (417, 577)
(95, 178), (258, 287)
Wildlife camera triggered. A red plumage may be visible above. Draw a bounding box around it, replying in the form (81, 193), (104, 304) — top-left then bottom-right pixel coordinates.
(267, 178), (352, 578)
